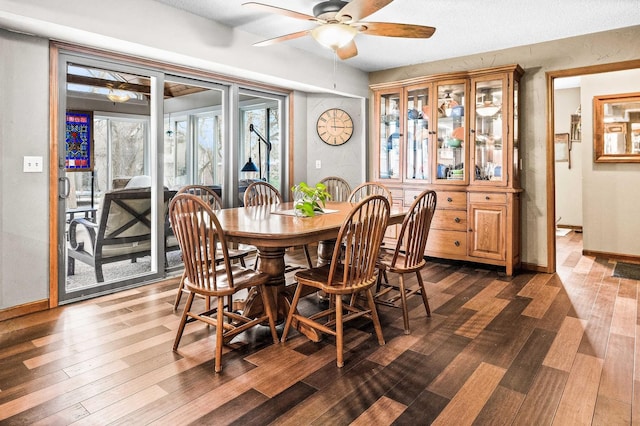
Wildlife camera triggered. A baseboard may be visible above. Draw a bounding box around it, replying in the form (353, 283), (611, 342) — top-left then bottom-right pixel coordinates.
(582, 250), (640, 264)
(0, 299), (49, 322)
(557, 224), (583, 233)
(521, 262), (552, 273)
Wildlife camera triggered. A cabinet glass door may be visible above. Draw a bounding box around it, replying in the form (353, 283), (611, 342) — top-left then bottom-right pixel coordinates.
(473, 78), (506, 184)
(435, 82), (466, 183)
(405, 85), (430, 181)
(378, 91), (401, 180)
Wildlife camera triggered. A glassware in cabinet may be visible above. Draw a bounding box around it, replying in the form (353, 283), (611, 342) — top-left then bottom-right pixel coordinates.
(472, 78), (506, 184)
(405, 85), (430, 181)
(377, 90), (401, 180)
(435, 81), (466, 183)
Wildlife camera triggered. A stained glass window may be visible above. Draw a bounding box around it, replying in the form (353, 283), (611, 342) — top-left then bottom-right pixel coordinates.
(66, 110), (93, 171)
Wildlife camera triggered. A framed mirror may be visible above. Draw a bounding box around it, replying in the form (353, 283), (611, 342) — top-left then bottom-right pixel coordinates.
(593, 92), (640, 162)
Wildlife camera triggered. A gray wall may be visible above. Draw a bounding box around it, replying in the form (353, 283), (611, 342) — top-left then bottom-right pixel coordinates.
(304, 94), (366, 191)
(369, 25), (640, 268)
(581, 69), (640, 256)
(0, 30), (50, 308)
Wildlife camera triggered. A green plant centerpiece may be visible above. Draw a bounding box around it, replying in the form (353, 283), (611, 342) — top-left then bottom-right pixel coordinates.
(291, 181), (331, 217)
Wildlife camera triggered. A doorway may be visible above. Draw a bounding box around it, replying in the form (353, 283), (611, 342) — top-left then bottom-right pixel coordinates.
(546, 59), (640, 273)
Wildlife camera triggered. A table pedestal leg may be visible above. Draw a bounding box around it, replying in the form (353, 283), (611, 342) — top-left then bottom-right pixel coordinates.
(317, 239), (336, 266)
(242, 246), (321, 342)
(316, 239), (337, 302)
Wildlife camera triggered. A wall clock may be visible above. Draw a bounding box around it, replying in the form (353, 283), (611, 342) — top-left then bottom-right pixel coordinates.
(316, 108), (353, 146)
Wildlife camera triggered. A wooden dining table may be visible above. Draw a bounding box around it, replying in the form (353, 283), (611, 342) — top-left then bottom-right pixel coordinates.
(214, 200), (406, 339)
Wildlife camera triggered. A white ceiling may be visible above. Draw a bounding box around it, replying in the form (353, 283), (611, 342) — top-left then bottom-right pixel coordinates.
(151, 0), (640, 73)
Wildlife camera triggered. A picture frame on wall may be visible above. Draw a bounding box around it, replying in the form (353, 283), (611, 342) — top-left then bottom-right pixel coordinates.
(65, 110), (94, 172)
(555, 132), (571, 168)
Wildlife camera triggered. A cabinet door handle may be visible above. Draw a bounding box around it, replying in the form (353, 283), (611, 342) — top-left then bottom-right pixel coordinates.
(447, 197), (453, 202)
(454, 217), (461, 223)
(470, 129), (475, 133)
(485, 196), (490, 200)
(454, 240), (460, 247)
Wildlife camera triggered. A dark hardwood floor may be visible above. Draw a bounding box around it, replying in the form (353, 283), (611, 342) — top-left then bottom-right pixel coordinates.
(1, 231), (637, 425)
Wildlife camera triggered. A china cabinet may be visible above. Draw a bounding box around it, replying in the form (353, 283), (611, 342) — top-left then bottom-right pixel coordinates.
(371, 64), (523, 275)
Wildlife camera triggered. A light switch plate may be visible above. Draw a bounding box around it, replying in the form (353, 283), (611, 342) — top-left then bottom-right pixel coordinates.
(24, 156), (43, 172)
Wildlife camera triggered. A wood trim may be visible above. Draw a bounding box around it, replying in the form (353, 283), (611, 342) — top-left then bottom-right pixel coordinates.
(49, 43), (60, 308)
(582, 250), (640, 264)
(545, 71), (557, 275)
(288, 95), (294, 196)
(0, 300), (49, 322)
(520, 262), (551, 274)
(370, 64), (523, 90)
(545, 59), (640, 277)
(556, 225), (583, 232)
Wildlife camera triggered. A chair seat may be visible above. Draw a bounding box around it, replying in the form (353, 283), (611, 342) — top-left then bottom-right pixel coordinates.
(377, 249), (427, 274)
(295, 264), (378, 295)
(184, 264), (269, 297)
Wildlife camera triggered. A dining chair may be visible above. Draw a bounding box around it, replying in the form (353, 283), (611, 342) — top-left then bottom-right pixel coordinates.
(319, 176), (352, 202)
(243, 181), (314, 269)
(172, 184), (253, 310)
(281, 194), (390, 368)
(348, 181), (393, 204)
(375, 189), (437, 334)
(243, 181), (283, 206)
(169, 193), (279, 373)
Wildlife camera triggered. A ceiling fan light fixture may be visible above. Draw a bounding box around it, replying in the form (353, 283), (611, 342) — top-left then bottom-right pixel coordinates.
(476, 101), (501, 117)
(107, 89), (130, 103)
(311, 23), (357, 50)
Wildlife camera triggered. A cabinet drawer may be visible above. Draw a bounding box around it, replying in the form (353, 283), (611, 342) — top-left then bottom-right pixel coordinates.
(431, 209), (467, 231)
(469, 192), (507, 204)
(403, 189), (424, 206)
(425, 229), (467, 256)
(437, 191), (466, 210)
(389, 189), (403, 205)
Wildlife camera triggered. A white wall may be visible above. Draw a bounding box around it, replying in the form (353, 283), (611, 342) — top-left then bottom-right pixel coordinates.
(581, 69), (640, 256)
(369, 25), (640, 267)
(0, 0), (369, 98)
(554, 87), (583, 228)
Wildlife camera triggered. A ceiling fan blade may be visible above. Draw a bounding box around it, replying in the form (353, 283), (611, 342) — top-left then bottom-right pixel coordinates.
(359, 22), (436, 38)
(252, 30), (311, 47)
(242, 2), (319, 22)
(336, 40), (358, 59)
(335, 0), (393, 23)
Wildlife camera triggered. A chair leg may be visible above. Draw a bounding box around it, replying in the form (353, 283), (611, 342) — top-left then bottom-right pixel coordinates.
(214, 295), (225, 373)
(281, 283), (304, 343)
(303, 244), (313, 268)
(95, 264), (105, 283)
(398, 273), (411, 334)
(365, 288), (385, 346)
(173, 291), (195, 350)
(173, 271), (186, 311)
(416, 272), (431, 317)
(335, 294), (344, 368)
(258, 285), (279, 343)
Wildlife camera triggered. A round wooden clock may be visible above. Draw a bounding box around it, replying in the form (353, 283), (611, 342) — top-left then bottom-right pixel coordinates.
(316, 108), (354, 146)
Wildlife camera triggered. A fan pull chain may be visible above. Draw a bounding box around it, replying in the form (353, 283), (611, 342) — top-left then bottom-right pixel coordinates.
(333, 50), (337, 89)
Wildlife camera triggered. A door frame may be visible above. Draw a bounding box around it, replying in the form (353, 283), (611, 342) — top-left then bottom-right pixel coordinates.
(545, 58), (640, 274)
(48, 42), (293, 307)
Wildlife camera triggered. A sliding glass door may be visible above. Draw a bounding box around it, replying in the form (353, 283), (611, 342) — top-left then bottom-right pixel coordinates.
(57, 52), (289, 304)
(59, 55), (164, 303)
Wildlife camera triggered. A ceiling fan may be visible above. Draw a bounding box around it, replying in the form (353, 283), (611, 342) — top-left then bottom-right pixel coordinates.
(242, 0), (436, 60)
